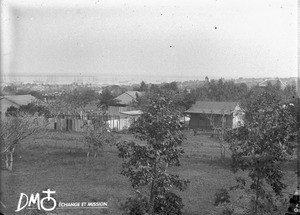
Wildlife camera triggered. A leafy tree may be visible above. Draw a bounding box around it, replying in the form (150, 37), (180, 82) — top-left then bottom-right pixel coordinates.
(134, 81), (149, 92)
(191, 78), (249, 102)
(6, 103), (50, 118)
(160, 81), (179, 93)
(98, 88), (120, 109)
(63, 88), (98, 115)
(172, 91), (196, 111)
(224, 91), (297, 214)
(5, 106), (19, 116)
(18, 103), (51, 117)
(81, 116), (116, 160)
(0, 113), (48, 171)
(283, 84), (297, 103)
(2, 85), (17, 95)
(139, 81), (148, 92)
(117, 92), (190, 215)
(44, 95), (71, 119)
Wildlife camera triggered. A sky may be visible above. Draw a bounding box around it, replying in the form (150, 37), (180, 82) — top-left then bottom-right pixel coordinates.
(1, 0), (298, 80)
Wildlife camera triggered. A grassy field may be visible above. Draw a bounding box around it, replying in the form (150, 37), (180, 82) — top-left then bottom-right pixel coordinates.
(0, 130), (297, 215)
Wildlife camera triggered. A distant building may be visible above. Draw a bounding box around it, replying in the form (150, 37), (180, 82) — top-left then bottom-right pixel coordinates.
(107, 91), (144, 117)
(185, 101), (244, 130)
(0, 95), (37, 118)
(114, 91), (143, 106)
(258, 78), (287, 89)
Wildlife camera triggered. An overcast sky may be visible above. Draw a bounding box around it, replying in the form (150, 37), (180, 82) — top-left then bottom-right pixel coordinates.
(1, 0), (298, 79)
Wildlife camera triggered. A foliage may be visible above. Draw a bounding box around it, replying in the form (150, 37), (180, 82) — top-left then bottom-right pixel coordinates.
(0, 113), (48, 171)
(117, 92), (190, 215)
(2, 85), (17, 95)
(160, 81), (179, 92)
(98, 88), (121, 109)
(5, 106), (19, 116)
(19, 103), (50, 117)
(133, 83), (195, 112)
(173, 89), (196, 111)
(5, 103), (51, 118)
(120, 191), (149, 215)
(81, 117), (117, 159)
(214, 188), (231, 206)
(133, 81), (148, 92)
(62, 88), (99, 115)
(43, 87), (99, 118)
(224, 90), (298, 214)
(190, 78), (249, 102)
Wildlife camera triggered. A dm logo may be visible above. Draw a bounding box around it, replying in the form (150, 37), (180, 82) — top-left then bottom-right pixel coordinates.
(15, 189), (57, 212)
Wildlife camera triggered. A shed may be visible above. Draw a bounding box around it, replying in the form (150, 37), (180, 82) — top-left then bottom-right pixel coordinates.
(184, 101), (243, 130)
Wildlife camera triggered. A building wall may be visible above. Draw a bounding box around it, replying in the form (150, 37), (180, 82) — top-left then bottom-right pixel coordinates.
(232, 105), (244, 128)
(189, 113), (212, 130)
(108, 106), (134, 117)
(189, 113), (233, 130)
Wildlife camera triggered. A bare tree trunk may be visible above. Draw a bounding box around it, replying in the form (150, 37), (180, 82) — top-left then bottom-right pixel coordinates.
(8, 151), (13, 171)
(149, 157), (157, 215)
(254, 177), (260, 215)
(5, 152), (9, 170)
(5, 151), (13, 171)
(5, 145), (15, 171)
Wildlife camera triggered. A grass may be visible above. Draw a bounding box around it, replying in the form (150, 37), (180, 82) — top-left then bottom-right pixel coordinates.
(0, 130), (298, 215)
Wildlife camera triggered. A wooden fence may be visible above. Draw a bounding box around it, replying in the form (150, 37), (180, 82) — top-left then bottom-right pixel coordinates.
(46, 115), (132, 132)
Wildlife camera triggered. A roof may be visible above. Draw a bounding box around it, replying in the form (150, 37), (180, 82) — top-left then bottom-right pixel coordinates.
(0, 95), (37, 106)
(185, 101), (238, 115)
(258, 79), (287, 88)
(114, 91), (143, 105)
(120, 110), (143, 116)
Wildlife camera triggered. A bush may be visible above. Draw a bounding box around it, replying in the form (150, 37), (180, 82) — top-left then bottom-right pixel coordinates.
(214, 188), (230, 206)
(120, 192), (149, 215)
(154, 191), (184, 215)
(121, 191), (184, 215)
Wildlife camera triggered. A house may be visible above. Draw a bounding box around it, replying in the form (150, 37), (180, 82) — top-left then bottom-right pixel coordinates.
(0, 95), (37, 118)
(108, 91), (143, 117)
(184, 101), (244, 130)
(107, 110), (143, 131)
(114, 91), (143, 106)
(106, 91), (144, 131)
(258, 78), (287, 89)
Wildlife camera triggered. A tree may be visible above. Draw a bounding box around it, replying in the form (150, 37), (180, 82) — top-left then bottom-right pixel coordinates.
(63, 88), (98, 115)
(133, 81), (148, 92)
(0, 113), (48, 171)
(173, 89), (196, 111)
(81, 116), (116, 160)
(224, 91), (297, 214)
(117, 92), (190, 215)
(191, 78), (249, 102)
(2, 85), (17, 95)
(139, 81), (148, 92)
(18, 103), (51, 117)
(5, 106), (19, 116)
(160, 81), (179, 92)
(98, 88), (120, 109)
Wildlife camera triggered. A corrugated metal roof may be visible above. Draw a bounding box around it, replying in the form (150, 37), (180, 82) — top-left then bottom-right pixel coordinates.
(0, 95), (36, 106)
(120, 110), (143, 116)
(185, 101), (238, 115)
